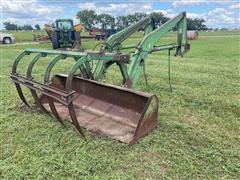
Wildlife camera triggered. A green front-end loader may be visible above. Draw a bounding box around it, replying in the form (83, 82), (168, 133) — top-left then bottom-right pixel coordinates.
(10, 12), (190, 144)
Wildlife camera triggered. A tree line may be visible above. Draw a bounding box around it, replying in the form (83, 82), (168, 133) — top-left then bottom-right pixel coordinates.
(3, 10), (208, 31)
(76, 10), (171, 30)
(3, 22), (41, 30)
(76, 10), (208, 31)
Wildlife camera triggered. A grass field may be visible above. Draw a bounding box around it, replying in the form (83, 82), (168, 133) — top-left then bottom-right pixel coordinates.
(2, 30), (240, 42)
(0, 31), (239, 179)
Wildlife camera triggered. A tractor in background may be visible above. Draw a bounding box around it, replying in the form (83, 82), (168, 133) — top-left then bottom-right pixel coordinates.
(44, 19), (82, 49)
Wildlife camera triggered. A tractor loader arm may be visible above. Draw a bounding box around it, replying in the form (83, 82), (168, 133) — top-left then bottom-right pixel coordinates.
(74, 24), (83, 33)
(44, 24), (52, 37)
(140, 12), (188, 54)
(94, 12), (189, 87)
(94, 16), (155, 80)
(106, 16), (153, 50)
(125, 12), (190, 88)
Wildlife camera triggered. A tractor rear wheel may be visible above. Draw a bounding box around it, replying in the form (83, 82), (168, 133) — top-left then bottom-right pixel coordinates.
(72, 31), (81, 49)
(51, 31), (59, 49)
(74, 32), (81, 44)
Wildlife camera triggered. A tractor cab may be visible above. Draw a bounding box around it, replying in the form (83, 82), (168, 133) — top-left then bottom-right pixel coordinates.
(55, 19), (74, 31)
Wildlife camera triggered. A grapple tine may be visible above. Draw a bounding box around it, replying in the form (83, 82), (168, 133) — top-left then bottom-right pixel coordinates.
(14, 83), (30, 107)
(43, 55), (88, 137)
(11, 51), (31, 107)
(30, 89), (51, 114)
(65, 56), (88, 138)
(66, 57), (88, 92)
(48, 98), (65, 125)
(68, 102), (86, 139)
(43, 54), (66, 124)
(26, 53), (51, 115)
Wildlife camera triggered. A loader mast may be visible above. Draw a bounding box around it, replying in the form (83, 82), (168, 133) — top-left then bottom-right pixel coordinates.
(126, 12), (189, 88)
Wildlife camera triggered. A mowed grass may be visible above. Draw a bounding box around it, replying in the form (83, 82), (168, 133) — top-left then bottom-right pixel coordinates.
(3, 29), (240, 42)
(0, 31), (239, 179)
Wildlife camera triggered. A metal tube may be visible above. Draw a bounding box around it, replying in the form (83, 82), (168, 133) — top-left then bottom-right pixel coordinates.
(151, 44), (179, 52)
(120, 44), (137, 50)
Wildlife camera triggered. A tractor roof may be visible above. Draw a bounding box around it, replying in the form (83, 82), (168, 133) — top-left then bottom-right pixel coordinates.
(55, 19), (73, 22)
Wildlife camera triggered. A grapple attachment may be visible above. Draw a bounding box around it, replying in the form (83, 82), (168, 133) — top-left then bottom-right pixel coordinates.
(10, 49), (159, 144)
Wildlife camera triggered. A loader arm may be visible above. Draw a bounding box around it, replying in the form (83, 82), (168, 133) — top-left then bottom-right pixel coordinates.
(94, 16), (155, 80)
(94, 12), (189, 87)
(125, 12), (189, 88)
(44, 24), (52, 37)
(106, 16), (153, 50)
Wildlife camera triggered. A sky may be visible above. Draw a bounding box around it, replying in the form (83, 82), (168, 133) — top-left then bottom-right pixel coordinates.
(1, 0), (240, 29)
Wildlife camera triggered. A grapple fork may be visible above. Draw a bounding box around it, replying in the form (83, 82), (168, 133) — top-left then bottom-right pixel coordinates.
(10, 49), (158, 144)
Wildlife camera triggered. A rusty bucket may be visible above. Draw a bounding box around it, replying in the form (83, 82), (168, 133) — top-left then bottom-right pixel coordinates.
(39, 74), (159, 144)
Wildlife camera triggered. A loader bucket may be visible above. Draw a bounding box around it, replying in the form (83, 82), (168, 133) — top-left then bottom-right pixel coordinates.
(40, 74), (159, 144)
(10, 48), (159, 144)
